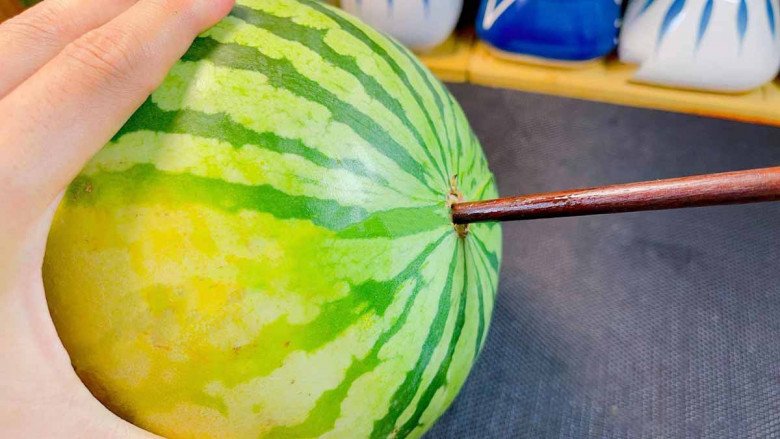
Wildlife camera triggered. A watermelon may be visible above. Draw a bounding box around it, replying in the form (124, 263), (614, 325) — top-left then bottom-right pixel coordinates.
(42, 0), (501, 437)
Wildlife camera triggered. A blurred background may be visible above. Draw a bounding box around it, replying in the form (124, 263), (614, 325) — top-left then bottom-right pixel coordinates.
(333, 0), (780, 123)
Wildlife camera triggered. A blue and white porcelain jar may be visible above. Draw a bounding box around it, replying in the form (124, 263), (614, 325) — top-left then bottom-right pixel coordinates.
(340, 0), (463, 51)
(620, 0), (780, 92)
(476, 0), (623, 65)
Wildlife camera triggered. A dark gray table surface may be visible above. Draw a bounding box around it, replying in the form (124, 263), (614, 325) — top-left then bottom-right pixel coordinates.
(426, 84), (780, 439)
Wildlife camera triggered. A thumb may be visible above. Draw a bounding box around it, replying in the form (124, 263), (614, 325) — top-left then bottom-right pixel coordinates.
(0, 0), (234, 225)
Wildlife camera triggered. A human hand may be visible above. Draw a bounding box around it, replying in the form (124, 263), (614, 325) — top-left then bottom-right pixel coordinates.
(0, 0), (234, 436)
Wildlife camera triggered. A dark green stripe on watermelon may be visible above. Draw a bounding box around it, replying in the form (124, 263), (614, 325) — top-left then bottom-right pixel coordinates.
(264, 233), (452, 438)
(229, 4), (449, 185)
(114, 99), (387, 186)
(467, 240), (488, 359)
(67, 164), (368, 231)
(471, 232), (500, 274)
(370, 244), (460, 439)
(302, 0), (454, 184)
(445, 92), (466, 175)
(336, 206), (448, 239)
(181, 37), (439, 195)
(186, 232), (452, 389)
(384, 36), (457, 179)
(395, 239), (471, 437)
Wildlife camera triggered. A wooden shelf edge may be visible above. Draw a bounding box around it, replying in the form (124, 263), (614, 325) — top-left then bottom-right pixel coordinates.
(468, 70), (780, 127)
(422, 36), (780, 128)
(418, 31), (474, 84)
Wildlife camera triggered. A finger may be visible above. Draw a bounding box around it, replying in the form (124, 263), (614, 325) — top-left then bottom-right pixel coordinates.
(0, 0), (234, 218)
(0, 0), (139, 98)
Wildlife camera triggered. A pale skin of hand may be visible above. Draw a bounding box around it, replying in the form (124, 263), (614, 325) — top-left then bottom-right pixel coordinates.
(0, 0), (235, 436)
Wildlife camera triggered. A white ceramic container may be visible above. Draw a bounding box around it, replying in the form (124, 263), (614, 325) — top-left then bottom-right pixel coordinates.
(620, 0), (780, 92)
(340, 0), (464, 51)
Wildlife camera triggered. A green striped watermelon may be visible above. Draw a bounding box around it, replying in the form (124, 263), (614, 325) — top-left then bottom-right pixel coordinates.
(42, 0), (501, 437)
